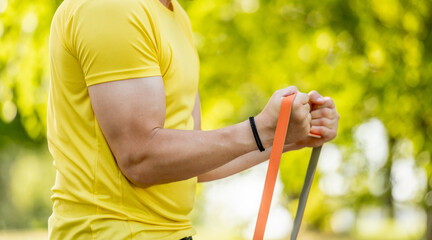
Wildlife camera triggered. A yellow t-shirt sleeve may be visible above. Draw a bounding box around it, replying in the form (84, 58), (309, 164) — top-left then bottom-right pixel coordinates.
(72, 0), (161, 86)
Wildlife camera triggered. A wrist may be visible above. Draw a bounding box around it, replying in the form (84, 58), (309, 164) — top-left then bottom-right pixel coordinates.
(249, 117), (265, 152)
(283, 143), (298, 152)
(254, 113), (274, 149)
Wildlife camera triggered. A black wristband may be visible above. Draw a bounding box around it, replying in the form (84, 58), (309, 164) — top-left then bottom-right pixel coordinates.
(249, 116), (265, 152)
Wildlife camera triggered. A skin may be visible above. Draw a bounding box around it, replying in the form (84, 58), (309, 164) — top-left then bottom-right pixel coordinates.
(88, 76), (338, 188)
(196, 91), (340, 182)
(88, 0), (340, 187)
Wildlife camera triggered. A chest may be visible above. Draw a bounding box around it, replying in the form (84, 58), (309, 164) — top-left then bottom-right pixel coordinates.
(155, 14), (199, 101)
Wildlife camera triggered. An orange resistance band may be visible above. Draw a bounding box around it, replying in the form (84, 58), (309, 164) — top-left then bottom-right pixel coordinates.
(253, 94), (296, 239)
(253, 93), (321, 240)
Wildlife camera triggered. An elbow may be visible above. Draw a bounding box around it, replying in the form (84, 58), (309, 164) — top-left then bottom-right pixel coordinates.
(116, 128), (163, 188)
(116, 151), (157, 189)
(123, 168), (155, 189)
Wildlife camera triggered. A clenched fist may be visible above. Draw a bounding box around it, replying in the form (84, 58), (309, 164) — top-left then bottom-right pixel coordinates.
(255, 86), (312, 148)
(293, 90), (340, 149)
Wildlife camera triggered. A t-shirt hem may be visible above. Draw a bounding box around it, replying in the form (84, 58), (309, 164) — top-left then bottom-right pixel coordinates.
(164, 228), (196, 240)
(85, 67), (161, 86)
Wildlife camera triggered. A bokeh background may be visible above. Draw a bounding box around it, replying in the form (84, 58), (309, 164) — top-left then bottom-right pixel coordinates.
(0, 0), (431, 239)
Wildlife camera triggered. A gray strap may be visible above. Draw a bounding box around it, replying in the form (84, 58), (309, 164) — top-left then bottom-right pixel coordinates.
(290, 146), (322, 240)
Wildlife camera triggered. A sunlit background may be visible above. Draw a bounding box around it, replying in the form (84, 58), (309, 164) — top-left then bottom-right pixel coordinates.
(0, 0), (431, 239)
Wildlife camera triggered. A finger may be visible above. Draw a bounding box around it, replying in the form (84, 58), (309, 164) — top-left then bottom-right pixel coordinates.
(308, 90), (325, 105)
(306, 112), (312, 126)
(313, 96), (335, 110)
(308, 133), (322, 139)
(304, 102), (311, 113)
(310, 126), (330, 137)
(295, 103), (311, 123)
(311, 107), (338, 119)
(296, 136), (326, 148)
(311, 119), (338, 135)
(311, 118), (333, 127)
(295, 92), (309, 105)
(307, 138), (326, 148)
(310, 126), (337, 140)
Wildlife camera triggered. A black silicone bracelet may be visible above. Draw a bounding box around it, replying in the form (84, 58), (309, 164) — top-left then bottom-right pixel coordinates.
(249, 117), (265, 152)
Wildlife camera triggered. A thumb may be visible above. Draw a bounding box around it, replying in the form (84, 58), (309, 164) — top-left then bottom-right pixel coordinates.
(279, 86), (299, 97)
(308, 90), (325, 106)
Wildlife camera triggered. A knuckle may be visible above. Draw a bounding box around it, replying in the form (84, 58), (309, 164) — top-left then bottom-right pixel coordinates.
(331, 132), (337, 139)
(298, 104), (307, 112)
(296, 113), (305, 123)
(327, 132), (336, 141)
(321, 118), (329, 126)
(322, 108), (330, 117)
(325, 97), (335, 107)
(315, 118), (324, 125)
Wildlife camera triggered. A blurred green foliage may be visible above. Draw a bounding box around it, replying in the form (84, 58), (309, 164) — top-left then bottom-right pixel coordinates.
(0, 0), (431, 238)
(0, 0), (61, 229)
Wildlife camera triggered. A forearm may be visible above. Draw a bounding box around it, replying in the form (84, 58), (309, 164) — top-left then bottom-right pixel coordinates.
(123, 119), (272, 187)
(197, 143), (297, 182)
(197, 148), (271, 182)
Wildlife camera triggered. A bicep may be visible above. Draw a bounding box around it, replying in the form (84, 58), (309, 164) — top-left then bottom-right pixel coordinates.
(88, 77), (166, 169)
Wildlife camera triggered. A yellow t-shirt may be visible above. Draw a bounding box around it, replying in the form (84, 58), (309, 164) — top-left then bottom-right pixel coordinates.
(47, 0), (199, 239)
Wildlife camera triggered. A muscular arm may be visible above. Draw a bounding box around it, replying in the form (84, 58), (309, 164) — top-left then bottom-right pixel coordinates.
(89, 78), (309, 188)
(89, 77), (276, 188)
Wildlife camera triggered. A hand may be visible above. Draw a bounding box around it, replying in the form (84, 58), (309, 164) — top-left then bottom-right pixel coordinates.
(255, 86), (311, 148)
(293, 91), (340, 149)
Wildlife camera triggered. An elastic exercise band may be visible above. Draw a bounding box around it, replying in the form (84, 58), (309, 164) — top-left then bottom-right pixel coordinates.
(253, 93), (322, 240)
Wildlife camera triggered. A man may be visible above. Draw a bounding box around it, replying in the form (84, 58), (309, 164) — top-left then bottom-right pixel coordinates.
(47, 0), (339, 239)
